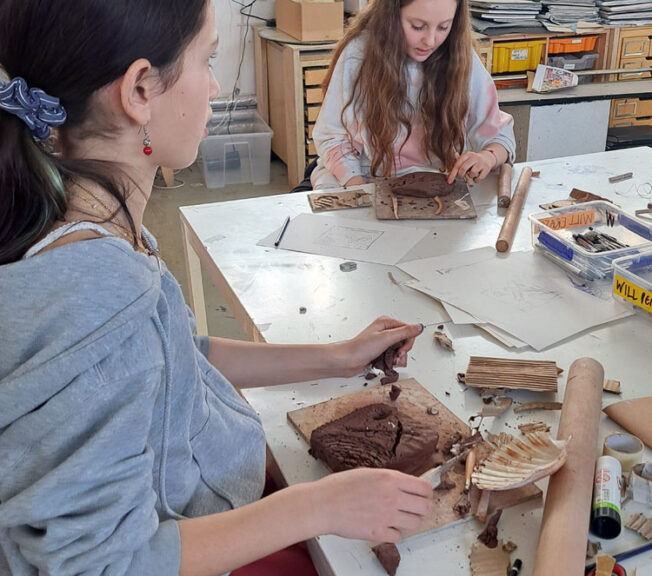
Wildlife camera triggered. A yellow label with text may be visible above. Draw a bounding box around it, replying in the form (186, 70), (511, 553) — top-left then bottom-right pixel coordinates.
(613, 274), (652, 313)
(539, 209), (595, 230)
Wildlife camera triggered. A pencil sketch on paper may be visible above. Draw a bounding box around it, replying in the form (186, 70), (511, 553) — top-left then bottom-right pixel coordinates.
(485, 282), (562, 313)
(315, 225), (384, 251)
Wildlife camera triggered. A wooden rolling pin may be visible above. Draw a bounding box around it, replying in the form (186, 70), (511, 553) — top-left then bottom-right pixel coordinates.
(495, 166), (533, 253)
(532, 357), (604, 576)
(497, 163), (512, 208)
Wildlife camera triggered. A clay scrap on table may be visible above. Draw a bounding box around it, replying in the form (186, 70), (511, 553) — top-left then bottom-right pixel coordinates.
(518, 422), (550, 434)
(472, 431), (570, 491)
(626, 513), (652, 540)
(372, 543), (400, 576)
(371, 343), (401, 384)
(513, 401), (562, 413)
(477, 510), (502, 549)
(433, 330), (454, 352)
(469, 541), (511, 576)
(309, 403), (438, 475)
(603, 379), (621, 394)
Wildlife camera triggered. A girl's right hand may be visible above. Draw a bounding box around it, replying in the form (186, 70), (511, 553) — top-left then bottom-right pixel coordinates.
(313, 468), (434, 543)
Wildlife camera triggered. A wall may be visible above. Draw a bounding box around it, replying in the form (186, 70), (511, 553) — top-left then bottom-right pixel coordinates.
(213, 0), (275, 100)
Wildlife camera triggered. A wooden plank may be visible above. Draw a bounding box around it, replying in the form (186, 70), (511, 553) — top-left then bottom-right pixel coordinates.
(266, 41), (288, 163)
(288, 378), (541, 538)
(306, 105), (321, 122)
(284, 44), (304, 189)
(253, 25), (269, 123)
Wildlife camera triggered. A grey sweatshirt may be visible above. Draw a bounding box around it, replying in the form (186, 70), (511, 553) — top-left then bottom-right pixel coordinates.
(0, 234), (266, 575)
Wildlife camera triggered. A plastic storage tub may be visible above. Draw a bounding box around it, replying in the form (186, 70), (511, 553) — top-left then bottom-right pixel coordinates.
(612, 250), (652, 314)
(199, 109), (273, 188)
(492, 40), (546, 73)
(547, 52), (599, 71)
(529, 201), (652, 280)
(548, 36), (598, 54)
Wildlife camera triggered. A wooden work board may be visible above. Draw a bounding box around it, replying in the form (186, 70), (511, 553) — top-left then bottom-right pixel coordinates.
(287, 378), (541, 537)
(374, 172), (476, 220)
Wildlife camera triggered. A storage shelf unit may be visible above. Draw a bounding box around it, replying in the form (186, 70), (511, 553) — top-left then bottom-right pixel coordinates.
(255, 25), (650, 187)
(608, 25), (652, 128)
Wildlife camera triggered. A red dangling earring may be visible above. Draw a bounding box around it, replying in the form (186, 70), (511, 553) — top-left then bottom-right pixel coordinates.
(142, 124), (152, 156)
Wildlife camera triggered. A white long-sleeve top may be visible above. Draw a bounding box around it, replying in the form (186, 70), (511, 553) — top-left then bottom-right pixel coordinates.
(311, 34), (516, 189)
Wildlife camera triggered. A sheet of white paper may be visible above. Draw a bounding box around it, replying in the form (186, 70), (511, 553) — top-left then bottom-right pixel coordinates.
(405, 279), (528, 348)
(405, 250), (633, 350)
(398, 246), (496, 280)
(258, 213), (430, 266)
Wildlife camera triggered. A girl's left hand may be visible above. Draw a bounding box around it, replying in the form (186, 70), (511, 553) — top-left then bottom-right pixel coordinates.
(333, 316), (424, 378)
(447, 150), (495, 184)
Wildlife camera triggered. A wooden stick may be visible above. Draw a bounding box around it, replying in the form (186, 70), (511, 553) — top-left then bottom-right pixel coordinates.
(496, 166), (533, 253)
(532, 358), (604, 576)
(497, 163), (512, 208)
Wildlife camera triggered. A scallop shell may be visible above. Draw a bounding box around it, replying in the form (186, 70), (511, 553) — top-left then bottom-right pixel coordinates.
(472, 431), (570, 491)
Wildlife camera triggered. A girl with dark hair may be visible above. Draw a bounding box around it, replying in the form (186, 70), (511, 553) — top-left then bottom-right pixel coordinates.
(0, 1), (433, 574)
(311, 0), (516, 189)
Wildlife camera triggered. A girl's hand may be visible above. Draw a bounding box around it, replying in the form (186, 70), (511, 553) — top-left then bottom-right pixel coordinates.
(447, 150), (496, 184)
(314, 468), (434, 543)
(333, 316), (424, 377)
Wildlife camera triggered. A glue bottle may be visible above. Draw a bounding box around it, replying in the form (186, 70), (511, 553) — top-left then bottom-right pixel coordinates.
(590, 455), (622, 539)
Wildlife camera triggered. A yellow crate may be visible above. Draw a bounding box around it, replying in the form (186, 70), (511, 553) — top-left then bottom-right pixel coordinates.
(492, 40), (546, 73)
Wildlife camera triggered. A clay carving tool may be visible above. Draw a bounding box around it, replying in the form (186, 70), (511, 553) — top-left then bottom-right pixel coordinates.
(419, 449), (470, 489)
(496, 166), (533, 253)
(497, 163), (512, 208)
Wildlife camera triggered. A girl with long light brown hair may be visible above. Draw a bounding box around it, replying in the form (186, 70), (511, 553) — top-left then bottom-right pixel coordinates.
(311, 0), (515, 189)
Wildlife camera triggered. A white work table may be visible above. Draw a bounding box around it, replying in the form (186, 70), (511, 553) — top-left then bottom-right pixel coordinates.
(180, 147), (652, 576)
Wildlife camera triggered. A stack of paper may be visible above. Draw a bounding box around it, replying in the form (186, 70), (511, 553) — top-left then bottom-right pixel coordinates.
(598, 0), (652, 26)
(538, 0), (600, 26)
(397, 247), (633, 351)
(470, 0), (545, 34)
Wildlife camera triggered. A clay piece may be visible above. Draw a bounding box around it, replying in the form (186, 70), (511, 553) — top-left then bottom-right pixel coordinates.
(518, 422), (550, 435)
(453, 493), (472, 516)
(595, 554), (616, 576)
(502, 541), (517, 553)
(586, 541), (602, 559)
(469, 541), (511, 576)
(389, 384), (402, 401)
(627, 462), (652, 505)
(371, 344), (401, 385)
(603, 379), (621, 394)
(433, 330), (454, 352)
(434, 473), (456, 492)
(309, 403), (438, 474)
(513, 402), (562, 413)
(472, 431), (570, 491)
(365, 372), (378, 380)
(372, 543), (401, 576)
(477, 510), (502, 549)
(443, 432), (463, 456)
(481, 396), (513, 418)
(626, 513), (652, 540)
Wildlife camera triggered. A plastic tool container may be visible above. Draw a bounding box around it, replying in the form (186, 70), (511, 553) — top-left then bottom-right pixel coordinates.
(529, 201), (652, 280)
(612, 249), (652, 314)
(492, 40), (546, 73)
(548, 36), (598, 54)
(199, 109), (273, 188)
(547, 52), (599, 71)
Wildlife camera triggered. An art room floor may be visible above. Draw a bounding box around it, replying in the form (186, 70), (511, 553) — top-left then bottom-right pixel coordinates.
(143, 156), (290, 341)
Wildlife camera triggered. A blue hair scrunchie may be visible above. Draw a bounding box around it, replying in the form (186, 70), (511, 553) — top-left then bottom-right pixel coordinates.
(0, 76), (67, 140)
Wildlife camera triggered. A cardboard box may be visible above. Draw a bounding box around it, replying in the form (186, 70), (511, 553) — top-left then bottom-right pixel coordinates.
(276, 0), (344, 43)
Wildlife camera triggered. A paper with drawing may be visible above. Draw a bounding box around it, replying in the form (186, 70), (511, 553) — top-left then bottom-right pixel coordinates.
(399, 249), (632, 350)
(257, 213), (430, 265)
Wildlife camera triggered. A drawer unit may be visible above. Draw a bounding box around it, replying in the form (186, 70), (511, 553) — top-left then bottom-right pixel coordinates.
(614, 26), (652, 81)
(609, 98), (652, 128)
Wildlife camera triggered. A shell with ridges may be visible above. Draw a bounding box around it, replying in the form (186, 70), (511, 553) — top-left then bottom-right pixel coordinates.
(472, 431), (570, 490)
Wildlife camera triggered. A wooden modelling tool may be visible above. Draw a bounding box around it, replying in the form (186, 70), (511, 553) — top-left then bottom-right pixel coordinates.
(495, 166), (533, 253)
(497, 163), (512, 208)
(532, 358), (604, 576)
